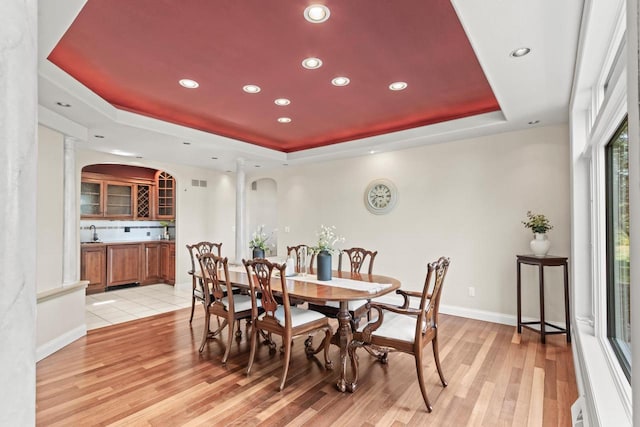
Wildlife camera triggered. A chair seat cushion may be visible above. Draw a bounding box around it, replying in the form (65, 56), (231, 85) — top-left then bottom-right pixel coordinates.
(260, 306), (327, 328)
(358, 312), (419, 343)
(221, 294), (253, 313)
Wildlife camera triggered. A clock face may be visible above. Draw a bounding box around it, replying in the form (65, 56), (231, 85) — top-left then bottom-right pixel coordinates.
(365, 179), (397, 214)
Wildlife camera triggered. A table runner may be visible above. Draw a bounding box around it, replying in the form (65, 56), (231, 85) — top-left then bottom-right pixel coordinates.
(284, 274), (391, 293)
(228, 264), (391, 293)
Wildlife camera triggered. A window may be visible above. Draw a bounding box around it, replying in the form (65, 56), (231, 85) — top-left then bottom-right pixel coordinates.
(605, 117), (630, 380)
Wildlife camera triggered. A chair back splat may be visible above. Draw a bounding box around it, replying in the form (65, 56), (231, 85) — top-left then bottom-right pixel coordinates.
(243, 258), (333, 391)
(185, 241), (223, 323)
(338, 247), (378, 275)
(307, 246), (378, 330)
(196, 253), (253, 363)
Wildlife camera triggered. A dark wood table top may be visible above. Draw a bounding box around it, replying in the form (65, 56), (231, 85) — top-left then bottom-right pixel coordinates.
(223, 268), (401, 304)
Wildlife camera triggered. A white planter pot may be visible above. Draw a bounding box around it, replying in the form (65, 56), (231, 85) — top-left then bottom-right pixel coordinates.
(530, 233), (551, 257)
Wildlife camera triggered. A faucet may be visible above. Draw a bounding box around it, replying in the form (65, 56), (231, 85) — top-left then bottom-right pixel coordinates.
(89, 225), (99, 242)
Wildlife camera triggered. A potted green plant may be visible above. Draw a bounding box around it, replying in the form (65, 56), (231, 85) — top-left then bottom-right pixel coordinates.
(522, 211), (553, 256)
(310, 225), (345, 281)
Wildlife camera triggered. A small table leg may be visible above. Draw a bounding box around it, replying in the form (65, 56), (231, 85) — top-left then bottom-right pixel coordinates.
(336, 301), (354, 392)
(563, 261), (571, 343)
(539, 264), (546, 344)
(517, 260), (522, 334)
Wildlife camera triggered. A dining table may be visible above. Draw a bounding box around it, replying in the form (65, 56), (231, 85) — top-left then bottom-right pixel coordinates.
(221, 266), (401, 392)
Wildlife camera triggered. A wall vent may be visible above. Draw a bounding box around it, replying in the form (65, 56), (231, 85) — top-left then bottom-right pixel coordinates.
(199, 180), (207, 187)
(191, 179), (200, 187)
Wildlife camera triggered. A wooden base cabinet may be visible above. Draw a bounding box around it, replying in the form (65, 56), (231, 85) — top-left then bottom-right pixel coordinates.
(81, 241), (175, 294)
(160, 242), (175, 285)
(142, 242), (162, 284)
(106, 244), (141, 287)
(81, 244), (106, 294)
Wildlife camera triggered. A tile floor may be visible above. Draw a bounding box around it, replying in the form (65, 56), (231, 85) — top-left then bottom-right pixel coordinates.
(85, 284), (192, 330)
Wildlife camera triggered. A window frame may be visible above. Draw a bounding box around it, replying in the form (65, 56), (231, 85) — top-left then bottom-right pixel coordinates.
(604, 117), (631, 381)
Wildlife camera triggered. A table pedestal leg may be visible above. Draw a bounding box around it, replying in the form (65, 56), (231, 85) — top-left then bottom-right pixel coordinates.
(335, 301), (353, 392)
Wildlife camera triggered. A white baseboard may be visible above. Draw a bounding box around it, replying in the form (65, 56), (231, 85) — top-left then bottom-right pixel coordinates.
(36, 324), (86, 362)
(440, 304), (567, 329)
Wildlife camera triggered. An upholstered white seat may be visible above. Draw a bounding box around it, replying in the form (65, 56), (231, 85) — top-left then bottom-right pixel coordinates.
(259, 305), (327, 328)
(221, 294), (253, 313)
(357, 311), (427, 343)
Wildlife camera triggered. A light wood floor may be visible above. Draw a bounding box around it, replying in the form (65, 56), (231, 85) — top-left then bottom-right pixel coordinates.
(36, 308), (577, 426)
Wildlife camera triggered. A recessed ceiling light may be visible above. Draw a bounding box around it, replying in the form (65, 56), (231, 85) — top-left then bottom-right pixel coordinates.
(389, 82), (408, 91)
(331, 77), (350, 86)
(183, 141), (191, 145)
(211, 156), (218, 160)
(179, 79), (199, 89)
(243, 84), (261, 93)
(283, 163), (289, 166)
(304, 5), (330, 23)
(302, 57), (323, 69)
(56, 102), (71, 107)
(510, 47), (531, 58)
(93, 135), (105, 139)
(225, 170), (232, 173)
(278, 117), (292, 123)
(369, 150), (377, 154)
(135, 156), (143, 159)
(528, 120), (540, 125)
(274, 98), (291, 106)
(254, 165), (261, 168)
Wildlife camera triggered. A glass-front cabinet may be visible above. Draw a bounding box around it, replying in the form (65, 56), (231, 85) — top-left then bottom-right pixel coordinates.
(155, 171), (175, 219)
(105, 182), (133, 217)
(80, 180), (102, 217)
(80, 166), (175, 221)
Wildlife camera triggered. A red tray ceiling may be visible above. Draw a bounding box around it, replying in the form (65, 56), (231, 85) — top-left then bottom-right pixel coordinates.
(48, 0), (500, 152)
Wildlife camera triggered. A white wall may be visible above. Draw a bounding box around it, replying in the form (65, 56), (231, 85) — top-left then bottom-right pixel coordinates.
(37, 126), (64, 292)
(75, 149), (237, 286)
(247, 178), (278, 256)
(251, 124), (571, 323)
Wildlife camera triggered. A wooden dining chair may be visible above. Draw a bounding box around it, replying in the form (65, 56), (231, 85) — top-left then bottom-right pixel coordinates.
(186, 241), (222, 323)
(286, 244), (316, 274)
(197, 253), (254, 363)
(243, 258), (333, 391)
(348, 256), (450, 412)
(308, 247), (378, 330)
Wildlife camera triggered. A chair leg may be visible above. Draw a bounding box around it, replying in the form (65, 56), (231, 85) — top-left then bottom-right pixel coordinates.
(246, 321), (258, 375)
(414, 350), (433, 413)
(323, 328), (334, 370)
(236, 320), (242, 339)
(199, 310), (210, 353)
(222, 317), (234, 364)
(279, 335), (293, 391)
(432, 337), (447, 387)
(189, 296), (196, 323)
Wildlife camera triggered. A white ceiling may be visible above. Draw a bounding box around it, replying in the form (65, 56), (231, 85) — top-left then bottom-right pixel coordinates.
(38, 0), (584, 172)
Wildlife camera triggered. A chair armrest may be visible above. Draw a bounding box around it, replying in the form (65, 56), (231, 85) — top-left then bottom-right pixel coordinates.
(395, 289), (430, 309)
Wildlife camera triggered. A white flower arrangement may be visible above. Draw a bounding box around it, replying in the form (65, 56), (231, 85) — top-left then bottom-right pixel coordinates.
(249, 224), (273, 250)
(311, 224), (345, 254)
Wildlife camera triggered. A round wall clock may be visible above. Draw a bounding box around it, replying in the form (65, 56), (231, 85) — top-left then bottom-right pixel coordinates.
(364, 179), (398, 215)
